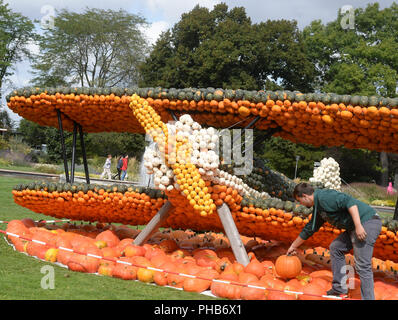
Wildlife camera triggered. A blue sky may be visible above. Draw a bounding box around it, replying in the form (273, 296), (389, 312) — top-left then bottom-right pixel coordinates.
(2, 0), (397, 123)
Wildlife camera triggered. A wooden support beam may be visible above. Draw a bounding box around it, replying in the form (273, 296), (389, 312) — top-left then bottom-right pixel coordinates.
(217, 203), (250, 266)
(134, 201), (174, 246)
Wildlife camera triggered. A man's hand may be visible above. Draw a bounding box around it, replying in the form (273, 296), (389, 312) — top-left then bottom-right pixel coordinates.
(287, 245), (298, 256)
(348, 205), (367, 241)
(355, 224), (367, 241)
(287, 236), (306, 256)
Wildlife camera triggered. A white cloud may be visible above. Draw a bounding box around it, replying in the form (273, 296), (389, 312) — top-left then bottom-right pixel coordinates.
(145, 0), (221, 22)
(142, 20), (170, 45)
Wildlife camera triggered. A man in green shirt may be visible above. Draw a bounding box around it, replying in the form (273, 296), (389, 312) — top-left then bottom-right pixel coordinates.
(287, 183), (382, 300)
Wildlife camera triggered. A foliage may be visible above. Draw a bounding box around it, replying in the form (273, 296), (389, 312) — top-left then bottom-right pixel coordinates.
(325, 147), (382, 184)
(0, 0), (36, 101)
(140, 3), (315, 91)
(17, 119), (146, 166)
(301, 2), (398, 184)
(85, 132), (146, 159)
(31, 7), (149, 88)
(341, 182), (397, 206)
(17, 119), (48, 149)
(0, 136), (9, 150)
(302, 3), (398, 97)
(259, 136), (326, 180)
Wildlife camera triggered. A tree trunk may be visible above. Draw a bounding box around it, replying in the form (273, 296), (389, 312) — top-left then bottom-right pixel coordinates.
(380, 151), (389, 187)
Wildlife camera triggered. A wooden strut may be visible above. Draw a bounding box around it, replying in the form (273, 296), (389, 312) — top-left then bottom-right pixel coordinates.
(134, 201), (174, 246)
(217, 203), (250, 266)
(134, 201), (250, 266)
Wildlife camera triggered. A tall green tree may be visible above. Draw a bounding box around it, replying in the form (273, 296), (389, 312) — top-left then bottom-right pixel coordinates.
(17, 119), (47, 148)
(28, 8), (149, 163)
(302, 3), (398, 185)
(0, 0), (36, 105)
(140, 3), (315, 91)
(31, 8), (149, 88)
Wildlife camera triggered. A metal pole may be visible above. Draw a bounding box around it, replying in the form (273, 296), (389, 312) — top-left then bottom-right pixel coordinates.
(78, 124), (90, 184)
(56, 109), (70, 183)
(394, 198), (398, 221)
(170, 110), (178, 122)
(294, 155), (300, 180)
(231, 116), (261, 146)
(242, 127), (281, 155)
(70, 122), (78, 183)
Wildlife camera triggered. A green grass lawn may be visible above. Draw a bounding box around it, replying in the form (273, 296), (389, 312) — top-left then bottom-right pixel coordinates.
(0, 176), (218, 300)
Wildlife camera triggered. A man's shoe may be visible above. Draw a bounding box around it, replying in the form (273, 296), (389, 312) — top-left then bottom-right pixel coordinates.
(326, 288), (348, 298)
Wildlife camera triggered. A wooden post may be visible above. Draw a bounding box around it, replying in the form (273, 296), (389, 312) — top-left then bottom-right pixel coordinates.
(134, 201), (173, 246)
(217, 203), (250, 266)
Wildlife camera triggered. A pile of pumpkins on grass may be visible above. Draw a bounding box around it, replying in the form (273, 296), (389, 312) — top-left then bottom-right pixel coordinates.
(5, 218), (398, 300)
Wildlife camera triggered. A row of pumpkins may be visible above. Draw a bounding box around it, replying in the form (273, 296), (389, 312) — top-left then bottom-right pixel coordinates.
(5, 218), (398, 300)
(6, 86), (398, 153)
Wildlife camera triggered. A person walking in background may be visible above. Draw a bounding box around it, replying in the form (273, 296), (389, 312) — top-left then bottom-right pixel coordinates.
(121, 155), (129, 181)
(100, 154), (112, 180)
(387, 181), (395, 195)
(112, 155), (123, 180)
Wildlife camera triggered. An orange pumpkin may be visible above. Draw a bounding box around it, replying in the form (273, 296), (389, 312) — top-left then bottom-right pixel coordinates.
(112, 260), (138, 280)
(240, 280), (266, 300)
(95, 230), (120, 248)
(275, 255), (302, 279)
(299, 283), (325, 300)
(137, 268), (154, 283)
(267, 291), (296, 300)
(244, 256), (265, 279)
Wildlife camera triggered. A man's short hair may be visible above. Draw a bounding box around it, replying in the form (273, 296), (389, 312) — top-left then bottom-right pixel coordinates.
(293, 183), (315, 199)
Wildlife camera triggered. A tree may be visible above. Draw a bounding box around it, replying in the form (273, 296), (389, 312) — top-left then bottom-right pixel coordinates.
(303, 3), (398, 185)
(17, 119), (47, 148)
(260, 136), (326, 180)
(140, 3), (315, 91)
(85, 132), (145, 160)
(31, 8), (149, 88)
(0, 1), (36, 101)
(17, 119), (146, 164)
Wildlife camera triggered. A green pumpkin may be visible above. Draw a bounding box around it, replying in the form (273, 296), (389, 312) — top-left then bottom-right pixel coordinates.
(330, 94), (341, 104)
(235, 89), (244, 100)
(177, 90), (186, 100)
(388, 98), (398, 108)
(341, 95), (351, 104)
(368, 96), (379, 106)
(294, 92), (305, 102)
(359, 96), (369, 107)
(184, 91), (193, 101)
(350, 95), (361, 106)
(213, 88), (224, 101)
(168, 88), (178, 100)
(112, 87), (123, 96)
(193, 90), (203, 102)
(321, 93), (331, 104)
(205, 92), (214, 101)
(224, 89), (235, 100)
(283, 201), (294, 212)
